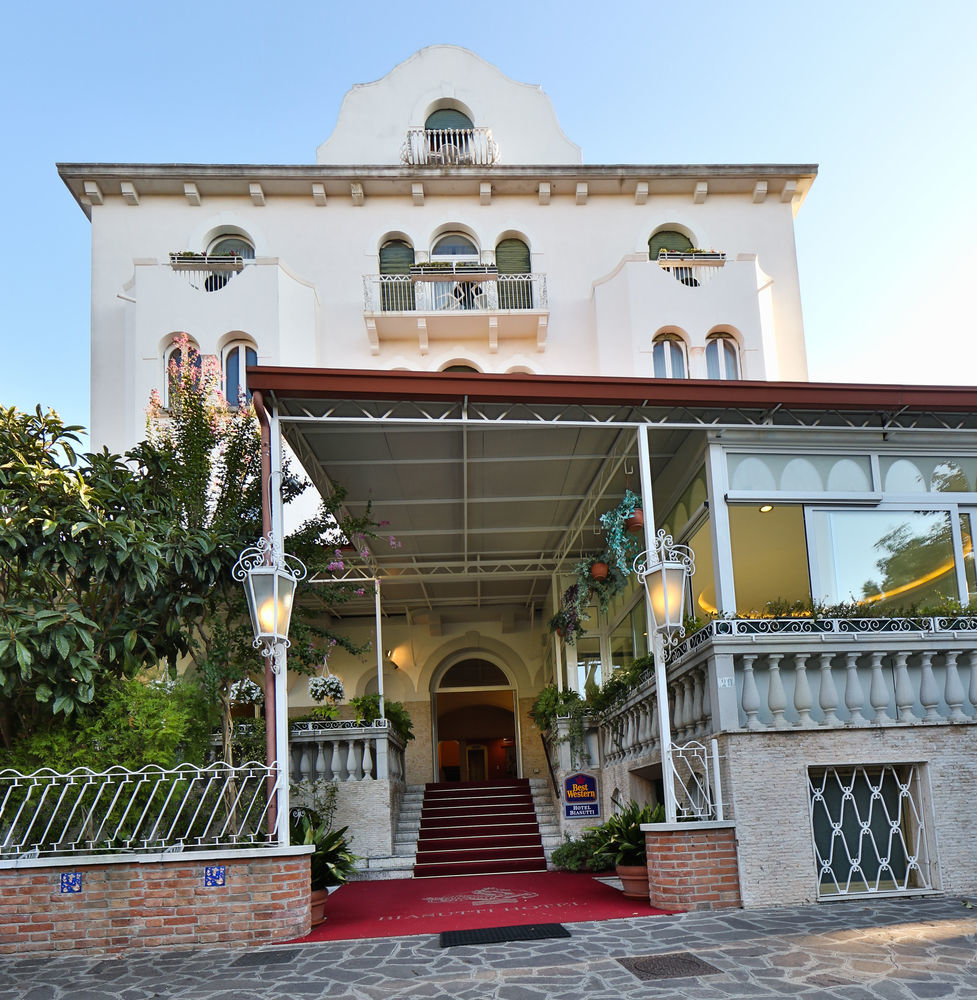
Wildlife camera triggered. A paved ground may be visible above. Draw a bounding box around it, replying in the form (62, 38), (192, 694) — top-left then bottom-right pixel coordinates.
(2, 896), (976, 1000)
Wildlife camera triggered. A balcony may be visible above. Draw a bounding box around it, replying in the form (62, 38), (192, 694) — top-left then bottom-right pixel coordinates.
(362, 268), (548, 355)
(401, 127), (500, 166)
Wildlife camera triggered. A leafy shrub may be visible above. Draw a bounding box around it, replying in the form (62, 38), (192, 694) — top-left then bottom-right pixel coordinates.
(550, 830), (612, 872)
(348, 694), (414, 742)
(290, 813), (358, 889)
(587, 799), (665, 868)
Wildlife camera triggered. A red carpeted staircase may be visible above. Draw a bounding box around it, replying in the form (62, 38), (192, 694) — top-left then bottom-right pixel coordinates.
(413, 779), (547, 878)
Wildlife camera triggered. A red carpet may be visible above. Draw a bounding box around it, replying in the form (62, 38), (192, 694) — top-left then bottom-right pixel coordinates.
(288, 871), (673, 943)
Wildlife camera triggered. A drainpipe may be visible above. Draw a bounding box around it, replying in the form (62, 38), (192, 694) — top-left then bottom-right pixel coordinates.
(251, 389), (278, 838)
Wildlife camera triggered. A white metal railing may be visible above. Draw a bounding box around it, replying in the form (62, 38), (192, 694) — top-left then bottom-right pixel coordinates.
(401, 127), (499, 165)
(289, 720), (406, 783)
(167, 252), (249, 292)
(0, 761), (280, 860)
(363, 273), (546, 313)
(671, 738), (724, 821)
(657, 253), (726, 288)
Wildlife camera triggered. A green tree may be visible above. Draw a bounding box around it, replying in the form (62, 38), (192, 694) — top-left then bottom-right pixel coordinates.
(0, 406), (225, 750)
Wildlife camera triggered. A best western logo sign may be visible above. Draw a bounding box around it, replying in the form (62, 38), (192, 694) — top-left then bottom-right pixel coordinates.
(563, 772), (600, 819)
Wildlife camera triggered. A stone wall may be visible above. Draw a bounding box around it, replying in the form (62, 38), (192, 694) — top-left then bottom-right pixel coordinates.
(722, 724), (977, 907)
(0, 849), (310, 956)
(322, 779), (403, 858)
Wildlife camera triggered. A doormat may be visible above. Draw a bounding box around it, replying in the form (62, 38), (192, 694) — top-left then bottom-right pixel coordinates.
(617, 952), (721, 981)
(287, 870), (675, 943)
(441, 922), (571, 948)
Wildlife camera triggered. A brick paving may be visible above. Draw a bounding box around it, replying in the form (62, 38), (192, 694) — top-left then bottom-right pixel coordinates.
(2, 896), (976, 999)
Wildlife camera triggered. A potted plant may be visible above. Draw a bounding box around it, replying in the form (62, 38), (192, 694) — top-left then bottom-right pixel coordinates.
(547, 583), (588, 644)
(599, 491), (644, 577)
(573, 554), (624, 614)
(290, 812), (358, 926)
(589, 799), (664, 900)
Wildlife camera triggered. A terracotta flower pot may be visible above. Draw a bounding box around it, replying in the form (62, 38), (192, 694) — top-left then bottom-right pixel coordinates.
(625, 510), (644, 533)
(310, 888), (329, 926)
(590, 561), (609, 581)
(616, 863), (649, 901)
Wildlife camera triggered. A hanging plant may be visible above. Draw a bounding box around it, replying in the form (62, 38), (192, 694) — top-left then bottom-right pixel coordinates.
(599, 490), (644, 577)
(574, 554), (625, 614)
(548, 583), (589, 644)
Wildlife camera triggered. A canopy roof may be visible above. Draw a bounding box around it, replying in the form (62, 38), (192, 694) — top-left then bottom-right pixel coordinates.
(251, 368), (977, 621)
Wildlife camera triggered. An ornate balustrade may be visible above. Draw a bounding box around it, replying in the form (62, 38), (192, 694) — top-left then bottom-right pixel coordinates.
(401, 127), (499, 165)
(363, 273), (546, 313)
(288, 720), (406, 784)
(595, 618), (977, 762)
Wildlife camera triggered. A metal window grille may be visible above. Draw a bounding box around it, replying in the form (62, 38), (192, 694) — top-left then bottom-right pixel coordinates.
(808, 764), (931, 897)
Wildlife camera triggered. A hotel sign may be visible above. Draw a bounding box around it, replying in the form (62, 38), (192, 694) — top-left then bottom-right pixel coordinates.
(563, 772), (600, 819)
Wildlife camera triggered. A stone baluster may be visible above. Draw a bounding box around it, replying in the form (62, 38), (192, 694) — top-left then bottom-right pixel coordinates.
(918, 651), (941, 722)
(792, 653), (814, 728)
(817, 653), (840, 727)
(313, 740), (328, 782)
(291, 742), (306, 782)
(672, 682), (686, 742)
(767, 653), (789, 729)
(943, 651), (968, 722)
(637, 703), (651, 753)
(361, 738), (374, 780)
(623, 712), (634, 756)
(968, 651), (977, 715)
(892, 651), (917, 721)
(741, 654), (761, 730)
(650, 698), (660, 753)
(701, 672), (712, 734)
(868, 651), (891, 723)
(843, 652), (868, 725)
(691, 671), (704, 738)
(345, 739), (359, 781)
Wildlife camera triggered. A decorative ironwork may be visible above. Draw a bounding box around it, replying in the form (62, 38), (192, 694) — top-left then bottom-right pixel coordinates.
(232, 535), (307, 657)
(290, 719), (389, 732)
(808, 764), (931, 897)
(671, 739), (723, 820)
(232, 534), (307, 585)
(0, 762), (281, 860)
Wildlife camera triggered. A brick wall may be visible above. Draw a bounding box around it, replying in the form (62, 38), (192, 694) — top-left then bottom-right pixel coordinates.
(0, 851), (311, 956)
(645, 822), (741, 911)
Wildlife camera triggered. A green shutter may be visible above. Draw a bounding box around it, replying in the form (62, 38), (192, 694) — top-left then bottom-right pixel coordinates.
(648, 230), (693, 259)
(379, 241), (414, 311)
(496, 239), (532, 309)
(379, 241), (414, 275)
(425, 108), (474, 130)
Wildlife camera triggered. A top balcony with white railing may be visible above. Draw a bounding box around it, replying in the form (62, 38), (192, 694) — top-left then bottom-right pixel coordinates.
(401, 127), (500, 166)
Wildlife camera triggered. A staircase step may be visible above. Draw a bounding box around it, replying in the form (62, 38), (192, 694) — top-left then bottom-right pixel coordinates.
(414, 857), (547, 878)
(417, 833), (544, 853)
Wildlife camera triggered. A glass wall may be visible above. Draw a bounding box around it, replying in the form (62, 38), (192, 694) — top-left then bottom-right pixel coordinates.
(808, 509), (958, 611)
(728, 505), (811, 613)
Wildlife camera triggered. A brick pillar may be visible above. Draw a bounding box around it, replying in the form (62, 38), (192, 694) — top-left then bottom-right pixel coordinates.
(642, 820), (741, 911)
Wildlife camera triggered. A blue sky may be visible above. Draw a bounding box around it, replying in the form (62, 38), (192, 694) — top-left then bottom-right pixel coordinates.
(2, 0), (975, 440)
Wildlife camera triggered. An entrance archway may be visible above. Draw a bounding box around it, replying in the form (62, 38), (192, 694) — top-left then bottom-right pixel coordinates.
(432, 657), (519, 782)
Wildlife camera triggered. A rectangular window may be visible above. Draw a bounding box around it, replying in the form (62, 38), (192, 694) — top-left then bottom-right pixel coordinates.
(962, 512), (976, 602)
(807, 509), (957, 611)
(809, 764), (931, 897)
(729, 505), (811, 614)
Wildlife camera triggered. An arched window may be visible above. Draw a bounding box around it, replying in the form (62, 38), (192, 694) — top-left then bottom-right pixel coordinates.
(496, 237), (531, 309)
(204, 234), (255, 293)
(649, 229), (697, 287)
(440, 364), (480, 373)
(652, 334), (687, 379)
(432, 233), (479, 260)
(223, 341), (258, 405)
(705, 334), (739, 380)
(163, 337), (202, 407)
(379, 239), (415, 311)
(425, 108), (474, 164)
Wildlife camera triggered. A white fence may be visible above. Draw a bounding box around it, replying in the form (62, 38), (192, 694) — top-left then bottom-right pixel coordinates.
(363, 273), (546, 313)
(401, 127), (499, 165)
(0, 761), (280, 860)
(289, 720), (406, 783)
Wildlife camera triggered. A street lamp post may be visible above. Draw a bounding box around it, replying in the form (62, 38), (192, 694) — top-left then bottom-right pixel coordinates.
(633, 529), (695, 824)
(233, 534), (307, 841)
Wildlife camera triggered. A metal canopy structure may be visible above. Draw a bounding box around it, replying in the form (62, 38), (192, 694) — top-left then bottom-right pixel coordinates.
(252, 368), (977, 621)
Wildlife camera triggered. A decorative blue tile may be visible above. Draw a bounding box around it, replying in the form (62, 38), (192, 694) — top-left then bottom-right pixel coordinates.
(203, 865), (226, 887)
(60, 872), (82, 893)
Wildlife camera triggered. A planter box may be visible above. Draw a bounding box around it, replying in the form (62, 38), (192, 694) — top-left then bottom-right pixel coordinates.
(168, 253), (245, 272)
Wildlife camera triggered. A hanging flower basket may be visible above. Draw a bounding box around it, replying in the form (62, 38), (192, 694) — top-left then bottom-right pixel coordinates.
(625, 509), (644, 533)
(590, 561), (609, 581)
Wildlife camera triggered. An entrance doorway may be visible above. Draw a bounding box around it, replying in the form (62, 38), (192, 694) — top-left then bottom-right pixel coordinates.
(433, 658), (519, 782)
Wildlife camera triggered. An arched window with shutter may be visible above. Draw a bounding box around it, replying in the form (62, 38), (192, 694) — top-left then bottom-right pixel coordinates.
(379, 239), (415, 311)
(496, 237), (531, 309)
(649, 229), (698, 286)
(652, 333), (687, 379)
(706, 333), (740, 380)
(424, 108), (474, 163)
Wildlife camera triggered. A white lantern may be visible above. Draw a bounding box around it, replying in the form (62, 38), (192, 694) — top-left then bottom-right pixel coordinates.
(634, 530), (695, 640)
(233, 536), (307, 651)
